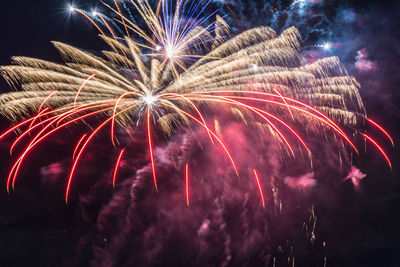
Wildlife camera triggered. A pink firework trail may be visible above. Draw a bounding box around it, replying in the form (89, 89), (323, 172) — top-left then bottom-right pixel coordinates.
(0, 89), (394, 202)
(185, 163), (190, 207)
(0, 0), (394, 206)
(113, 148), (125, 187)
(253, 169), (265, 208)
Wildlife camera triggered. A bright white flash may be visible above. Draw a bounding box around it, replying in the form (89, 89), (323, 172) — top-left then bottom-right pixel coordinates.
(155, 45), (162, 51)
(323, 42), (332, 50)
(166, 46), (177, 58)
(92, 11), (98, 17)
(68, 6), (75, 12)
(141, 94), (158, 106)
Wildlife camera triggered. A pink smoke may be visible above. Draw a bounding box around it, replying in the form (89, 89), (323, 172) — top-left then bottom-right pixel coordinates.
(355, 48), (377, 72)
(344, 166), (366, 191)
(284, 172), (317, 190)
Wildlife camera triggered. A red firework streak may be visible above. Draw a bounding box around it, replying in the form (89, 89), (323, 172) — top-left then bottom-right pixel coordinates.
(7, 105), (116, 194)
(367, 118), (394, 147)
(0, 85), (394, 204)
(253, 169), (265, 208)
(147, 106), (158, 191)
(113, 148), (125, 187)
(65, 105), (136, 202)
(18, 1), (388, 206)
(185, 163), (190, 207)
(73, 74), (96, 107)
(362, 133), (392, 169)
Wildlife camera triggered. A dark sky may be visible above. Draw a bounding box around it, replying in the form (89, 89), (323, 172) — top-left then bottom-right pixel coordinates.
(0, 0), (399, 266)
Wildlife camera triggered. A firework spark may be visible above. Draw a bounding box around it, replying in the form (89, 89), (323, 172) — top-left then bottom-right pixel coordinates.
(0, 0), (392, 202)
(185, 162), (190, 206)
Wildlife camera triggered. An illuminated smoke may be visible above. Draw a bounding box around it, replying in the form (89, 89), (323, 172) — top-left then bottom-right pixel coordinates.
(73, 121), (281, 266)
(344, 166), (366, 191)
(355, 48), (377, 72)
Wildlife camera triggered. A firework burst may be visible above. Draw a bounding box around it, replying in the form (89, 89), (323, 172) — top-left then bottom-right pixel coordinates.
(0, 0), (392, 203)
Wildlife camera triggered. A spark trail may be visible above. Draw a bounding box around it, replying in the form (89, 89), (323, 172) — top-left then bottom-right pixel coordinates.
(0, 0), (392, 202)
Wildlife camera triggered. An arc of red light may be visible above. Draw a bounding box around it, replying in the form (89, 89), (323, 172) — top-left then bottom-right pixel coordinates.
(185, 95), (296, 156)
(28, 90), (58, 131)
(10, 102), (114, 155)
(73, 134), (88, 160)
(161, 92), (214, 143)
(13, 103), (100, 155)
(7, 106), (116, 192)
(222, 95), (358, 153)
(0, 105), (78, 142)
(196, 95), (312, 155)
(111, 92), (140, 146)
(163, 103), (239, 176)
(57, 101), (115, 127)
(113, 148), (125, 187)
(74, 74), (96, 107)
(8, 106), (114, 192)
(208, 96), (298, 155)
(253, 169), (265, 208)
(147, 106), (158, 191)
(362, 133), (392, 169)
(190, 93), (358, 153)
(28, 107), (50, 133)
(274, 88), (294, 120)
(65, 105), (135, 202)
(192, 90), (347, 136)
(231, 98), (311, 154)
(9, 101), (116, 174)
(11, 110), (65, 155)
(38, 91), (58, 112)
(367, 118), (394, 147)
(185, 163), (189, 207)
(203, 91), (346, 135)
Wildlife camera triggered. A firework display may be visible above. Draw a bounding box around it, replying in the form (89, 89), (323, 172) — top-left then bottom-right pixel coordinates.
(0, 0), (392, 206)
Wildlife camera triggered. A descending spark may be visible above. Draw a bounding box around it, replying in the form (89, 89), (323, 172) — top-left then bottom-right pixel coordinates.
(111, 92), (140, 146)
(28, 107), (50, 134)
(73, 134), (88, 160)
(37, 91), (58, 113)
(66, 106), (134, 202)
(367, 118), (394, 146)
(10, 103), (114, 155)
(185, 163), (189, 206)
(147, 106), (158, 191)
(253, 169), (265, 208)
(274, 89), (294, 120)
(0, 0), (391, 201)
(27, 90), (58, 132)
(74, 74), (96, 106)
(7, 105), (116, 193)
(164, 104), (239, 176)
(362, 133), (392, 169)
(113, 148), (125, 187)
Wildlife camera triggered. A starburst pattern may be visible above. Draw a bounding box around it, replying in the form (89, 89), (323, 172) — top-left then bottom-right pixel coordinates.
(0, 0), (392, 203)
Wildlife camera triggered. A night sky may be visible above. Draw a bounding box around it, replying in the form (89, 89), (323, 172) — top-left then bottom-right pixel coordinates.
(0, 0), (399, 266)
